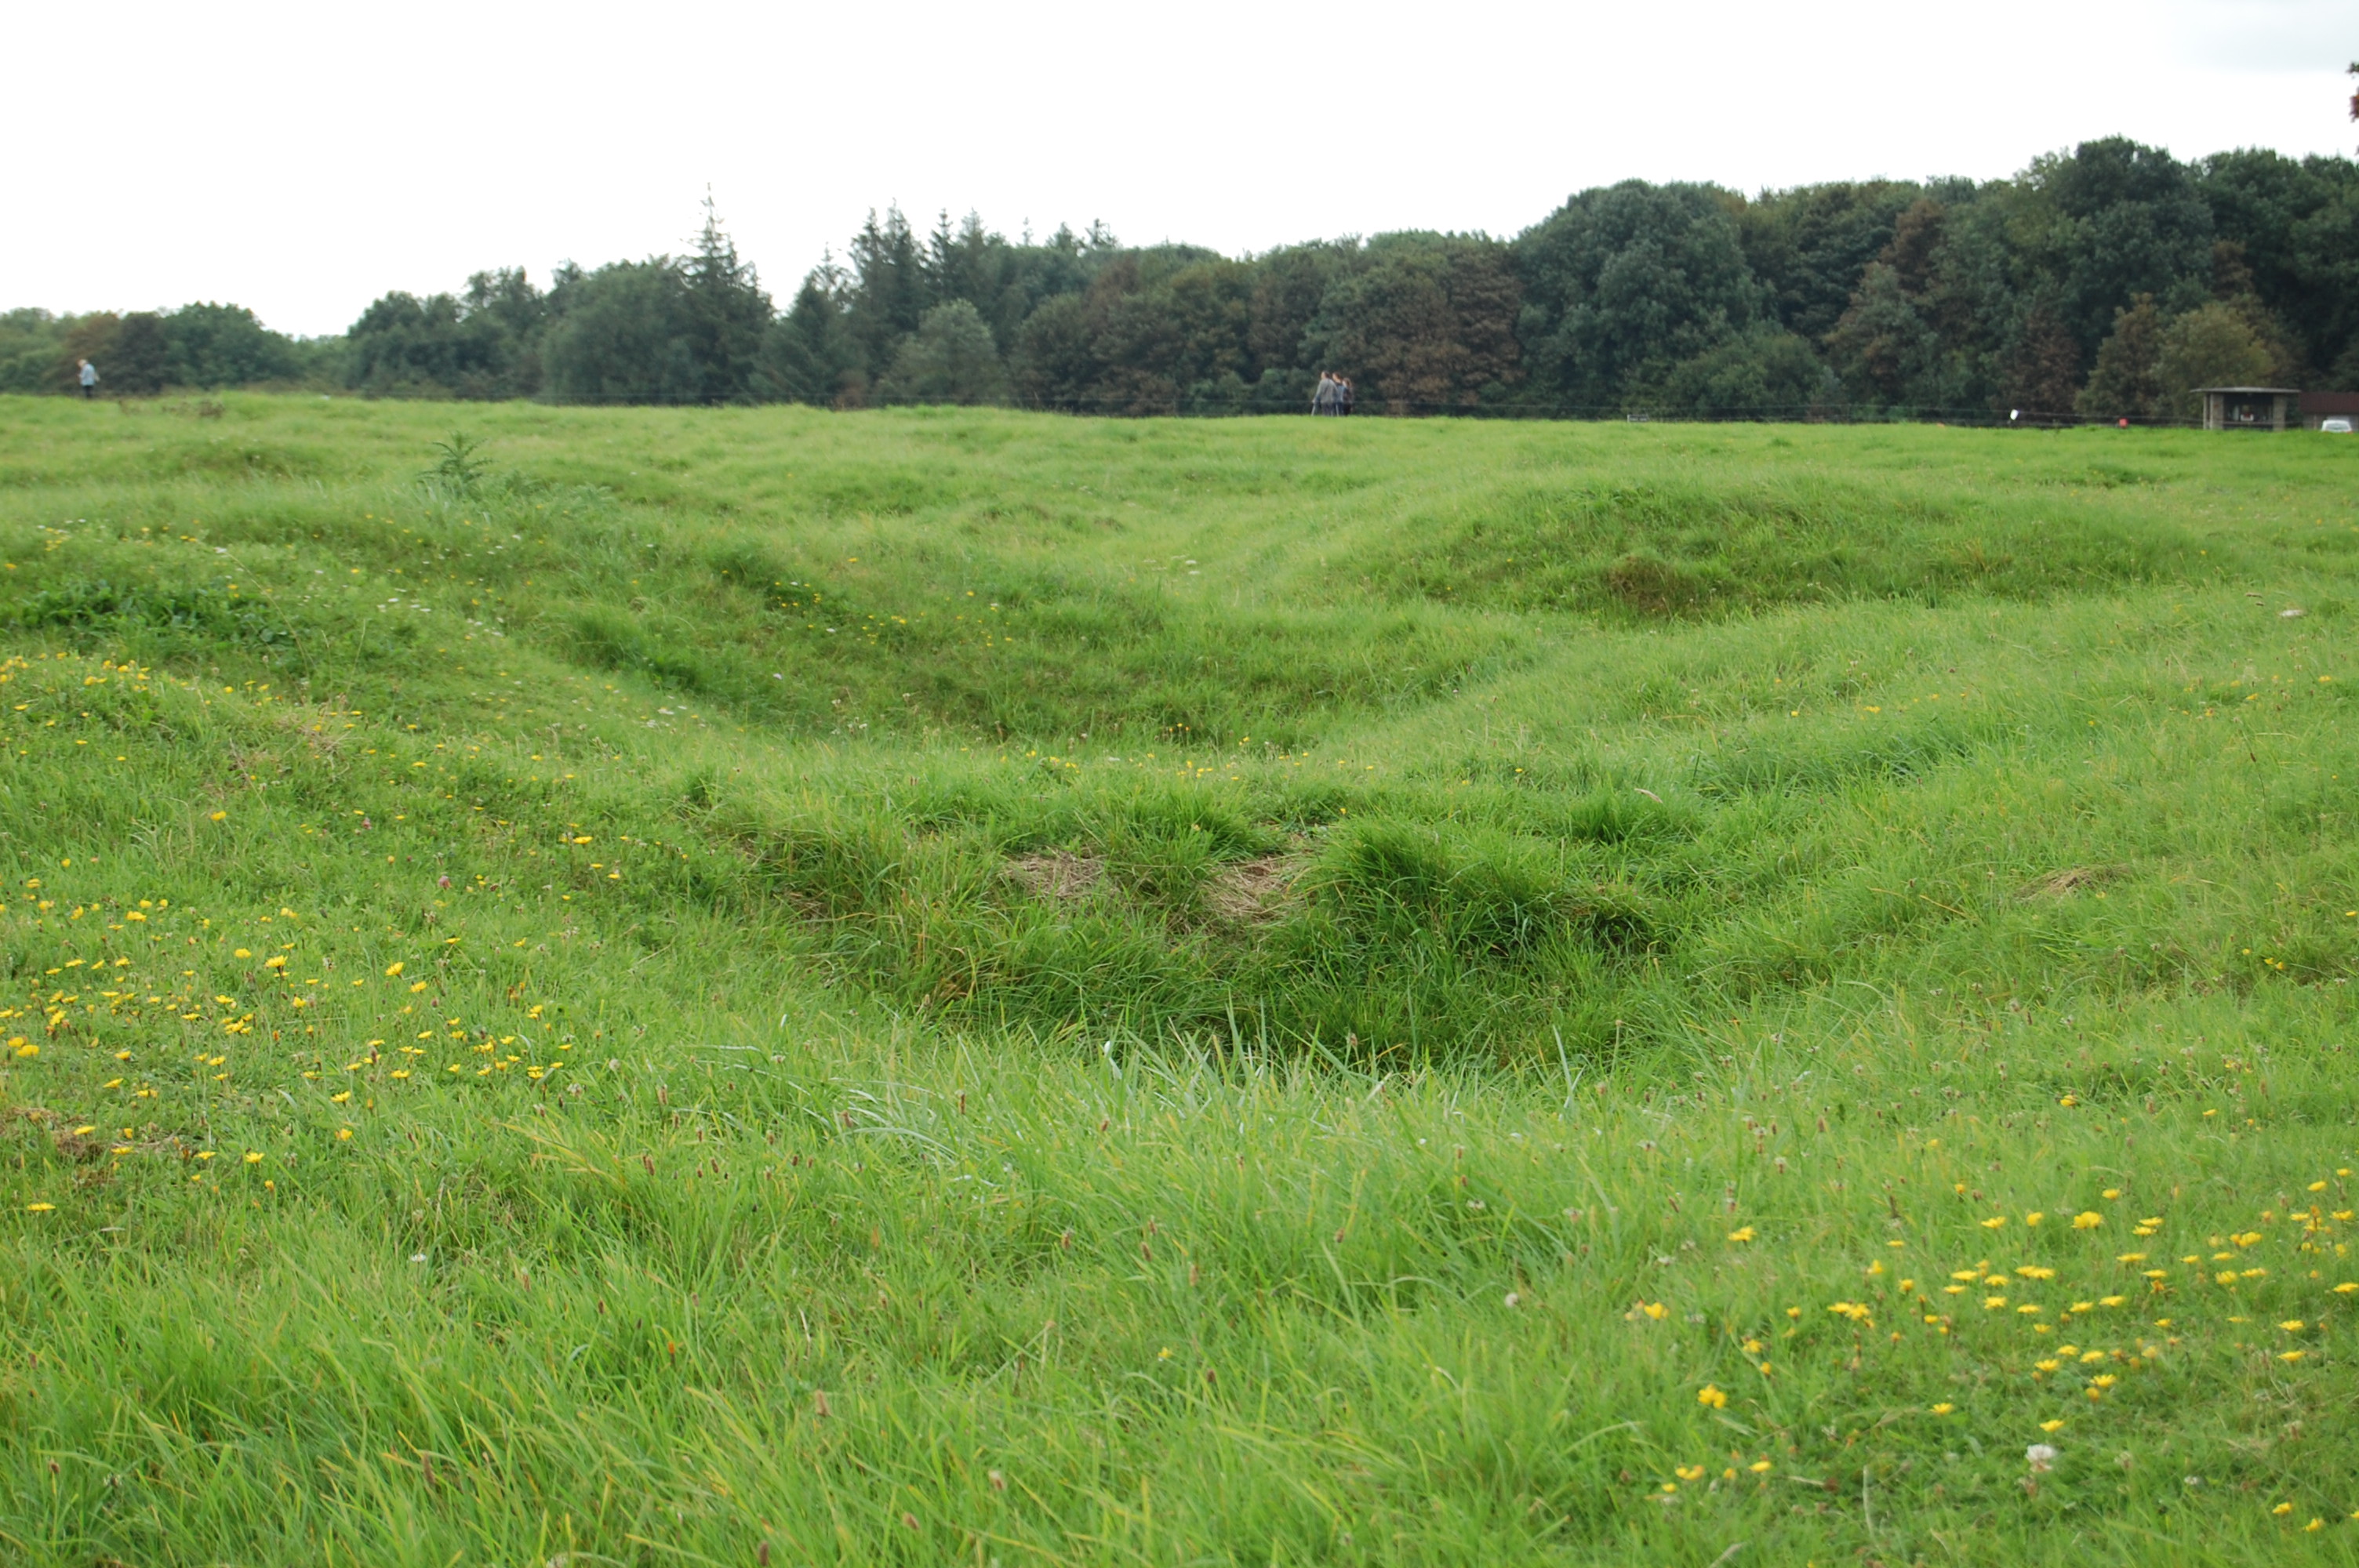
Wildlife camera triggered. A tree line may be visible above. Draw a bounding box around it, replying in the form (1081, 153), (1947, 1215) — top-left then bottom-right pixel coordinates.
(9, 140), (2357, 420)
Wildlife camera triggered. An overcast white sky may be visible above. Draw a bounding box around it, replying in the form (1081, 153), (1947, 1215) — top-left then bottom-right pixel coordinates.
(6, 0), (2353, 336)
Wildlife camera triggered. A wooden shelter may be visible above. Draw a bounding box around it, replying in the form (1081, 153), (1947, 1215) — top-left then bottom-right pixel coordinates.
(2195, 387), (2300, 430)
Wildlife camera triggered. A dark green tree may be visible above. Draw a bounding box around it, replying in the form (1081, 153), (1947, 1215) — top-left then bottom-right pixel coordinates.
(845, 207), (929, 383)
(1010, 293), (1100, 411)
(2001, 306), (2084, 416)
(682, 198), (772, 403)
(0, 309), (70, 393)
(345, 285), (535, 398)
(2194, 150), (2359, 371)
(109, 312), (171, 394)
(542, 261), (701, 404)
(162, 303), (298, 387)
(56, 313), (122, 393)
(876, 299), (1005, 404)
(1514, 181), (1763, 408)
(2074, 294), (2167, 419)
(1824, 263), (1943, 409)
(1738, 180), (1921, 343)
(1654, 324), (1832, 418)
(1246, 241), (1360, 378)
(758, 267), (861, 405)
(2032, 139), (2215, 365)
(1307, 235), (1521, 412)
(2154, 300), (2278, 418)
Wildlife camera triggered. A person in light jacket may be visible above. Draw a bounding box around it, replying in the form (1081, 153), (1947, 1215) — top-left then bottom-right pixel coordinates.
(1311, 372), (1336, 415)
(78, 359), (99, 399)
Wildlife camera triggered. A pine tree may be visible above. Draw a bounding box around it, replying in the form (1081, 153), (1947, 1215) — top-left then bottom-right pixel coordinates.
(682, 194), (772, 403)
(846, 207), (927, 383)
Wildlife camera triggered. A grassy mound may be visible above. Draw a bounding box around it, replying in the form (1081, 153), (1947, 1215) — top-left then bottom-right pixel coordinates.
(1352, 466), (2237, 617)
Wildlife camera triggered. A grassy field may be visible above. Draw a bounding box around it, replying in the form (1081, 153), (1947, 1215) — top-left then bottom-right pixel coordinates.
(0, 394), (2354, 1566)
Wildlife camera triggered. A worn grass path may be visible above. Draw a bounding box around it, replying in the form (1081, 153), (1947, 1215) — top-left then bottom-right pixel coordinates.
(0, 395), (2354, 1564)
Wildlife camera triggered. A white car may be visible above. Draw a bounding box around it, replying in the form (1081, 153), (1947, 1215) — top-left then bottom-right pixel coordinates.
(2322, 417), (2354, 434)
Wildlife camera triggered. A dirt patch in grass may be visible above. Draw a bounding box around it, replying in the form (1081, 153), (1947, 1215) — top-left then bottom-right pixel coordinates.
(1203, 854), (1307, 924)
(2019, 865), (2128, 899)
(1005, 851), (1103, 901)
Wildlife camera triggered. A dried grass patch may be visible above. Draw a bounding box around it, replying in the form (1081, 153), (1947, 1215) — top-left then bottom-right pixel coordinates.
(1203, 854), (1307, 924)
(1004, 851), (1104, 901)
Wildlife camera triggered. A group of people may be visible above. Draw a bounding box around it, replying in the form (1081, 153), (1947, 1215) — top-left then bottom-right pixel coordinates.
(1311, 370), (1354, 416)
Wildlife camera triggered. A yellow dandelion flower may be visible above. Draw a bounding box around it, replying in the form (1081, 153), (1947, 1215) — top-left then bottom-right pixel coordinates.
(26, 1202), (55, 1212)
(2039, 1419), (2065, 1432)
(384, 962), (404, 977)
(1697, 1385), (1728, 1409)
(1726, 1226), (1756, 1243)
(243, 1152), (262, 1163)
(1930, 1403), (1954, 1415)
(2072, 1212), (2103, 1229)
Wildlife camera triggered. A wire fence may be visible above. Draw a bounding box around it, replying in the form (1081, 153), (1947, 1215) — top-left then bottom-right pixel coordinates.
(46, 384), (2340, 430)
(503, 391), (2283, 430)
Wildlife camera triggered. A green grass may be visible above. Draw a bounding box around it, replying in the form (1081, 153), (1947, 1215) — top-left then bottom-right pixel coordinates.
(1, 394), (2357, 1565)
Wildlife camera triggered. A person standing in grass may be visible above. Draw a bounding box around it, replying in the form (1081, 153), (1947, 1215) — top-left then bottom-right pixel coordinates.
(1338, 376), (1354, 416)
(1312, 371), (1337, 416)
(78, 358), (98, 399)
